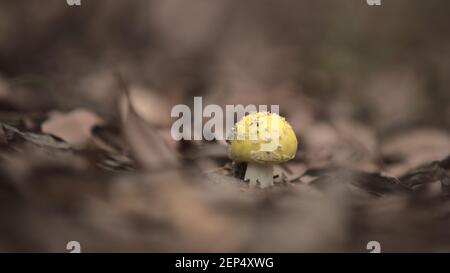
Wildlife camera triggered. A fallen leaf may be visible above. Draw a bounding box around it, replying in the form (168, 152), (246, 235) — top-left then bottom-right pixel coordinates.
(2, 123), (71, 150)
(42, 109), (104, 148)
(381, 128), (450, 176)
(117, 74), (179, 171)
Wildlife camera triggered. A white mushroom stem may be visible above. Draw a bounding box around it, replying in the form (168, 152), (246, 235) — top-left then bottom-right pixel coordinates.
(244, 162), (274, 188)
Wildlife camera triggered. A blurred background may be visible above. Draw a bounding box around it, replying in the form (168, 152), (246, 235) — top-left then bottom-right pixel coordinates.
(0, 0), (449, 252)
(1, 0), (449, 131)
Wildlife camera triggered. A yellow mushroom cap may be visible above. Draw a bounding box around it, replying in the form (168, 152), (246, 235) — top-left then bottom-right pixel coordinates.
(228, 112), (298, 164)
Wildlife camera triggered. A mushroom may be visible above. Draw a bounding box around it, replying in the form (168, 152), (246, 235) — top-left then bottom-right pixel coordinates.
(228, 112), (298, 188)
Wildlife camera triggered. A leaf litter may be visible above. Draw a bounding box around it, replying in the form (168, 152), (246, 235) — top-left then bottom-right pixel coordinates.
(0, 77), (448, 252)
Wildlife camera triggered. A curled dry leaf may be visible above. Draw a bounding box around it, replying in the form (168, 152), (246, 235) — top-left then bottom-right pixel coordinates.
(127, 85), (173, 127)
(118, 76), (179, 171)
(399, 158), (450, 195)
(381, 128), (450, 176)
(42, 109), (104, 148)
(2, 123), (71, 150)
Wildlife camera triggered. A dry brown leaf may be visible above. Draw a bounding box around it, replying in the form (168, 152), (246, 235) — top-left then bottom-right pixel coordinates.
(118, 76), (179, 171)
(381, 128), (450, 176)
(126, 85), (173, 127)
(2, 123), (71, 150)
(42, 109), (104, 148)
(303, 120), (379, 172)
